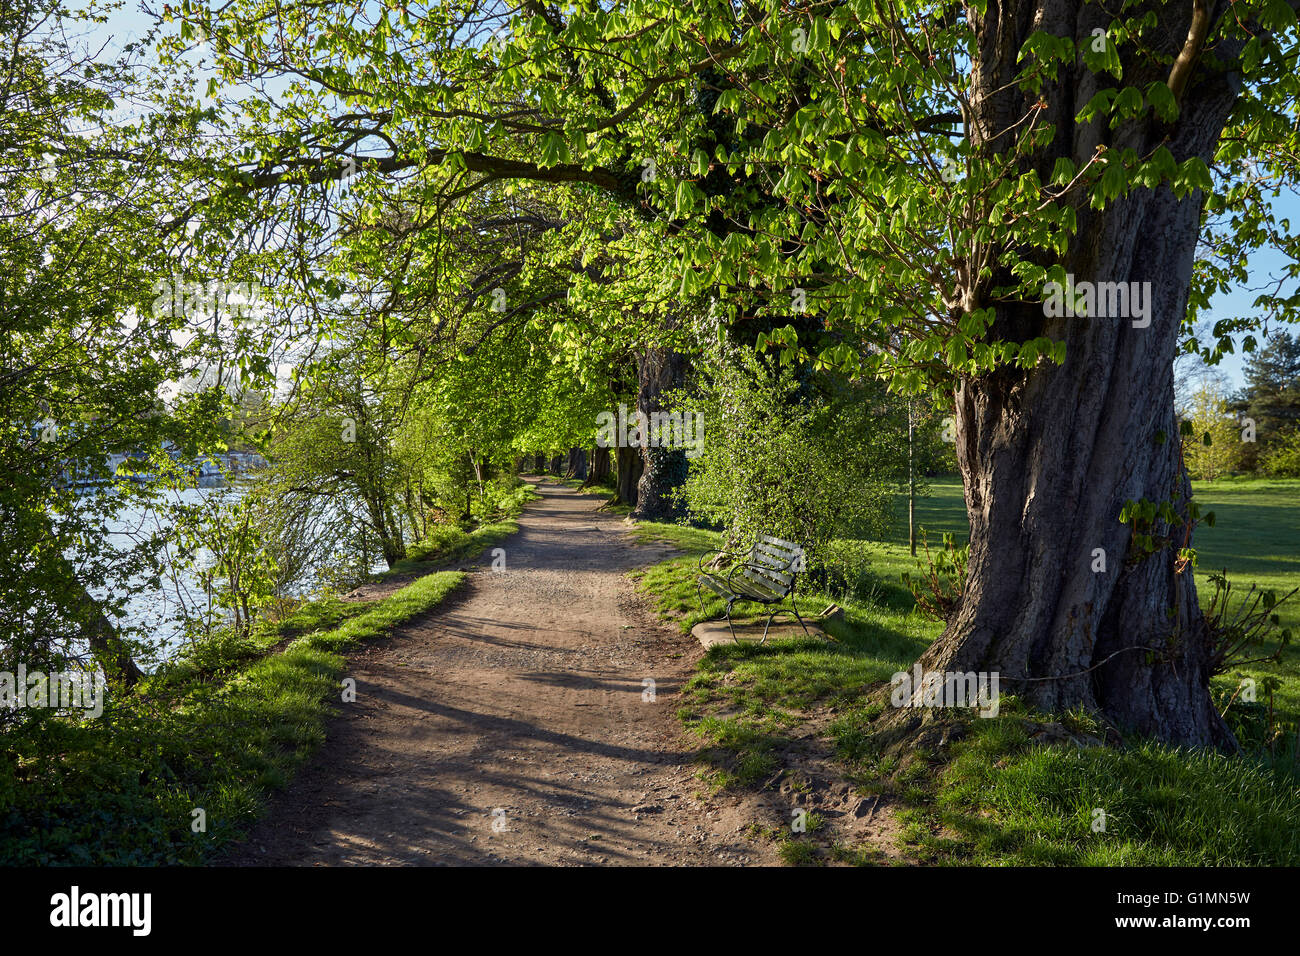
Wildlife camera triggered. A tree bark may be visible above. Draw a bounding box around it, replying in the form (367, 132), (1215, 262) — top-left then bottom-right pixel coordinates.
(73, 577), (145, 689)
(631, 346), (690, 522)
(919, 0), (1245, 749)
(43, 535), (145, 689)
(614, 444), (642, 507)
(585, 446), (611, 487)
(369, 502), (407, 568)
(565, 446), (587, 479)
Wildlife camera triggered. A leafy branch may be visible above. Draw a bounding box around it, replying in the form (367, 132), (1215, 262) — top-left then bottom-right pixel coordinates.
(1204, 571), (1296, 676)
(901, 529), (968, 622)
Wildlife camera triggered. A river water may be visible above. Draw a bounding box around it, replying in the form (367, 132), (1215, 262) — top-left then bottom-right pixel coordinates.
(94, 486), (237, 663)
(92, 484), (387, 666)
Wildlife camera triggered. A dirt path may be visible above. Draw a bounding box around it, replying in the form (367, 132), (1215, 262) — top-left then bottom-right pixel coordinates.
(220, 480), (778, 866)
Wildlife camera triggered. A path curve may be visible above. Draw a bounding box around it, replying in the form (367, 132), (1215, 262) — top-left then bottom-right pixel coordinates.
(220, 480), (776, 866)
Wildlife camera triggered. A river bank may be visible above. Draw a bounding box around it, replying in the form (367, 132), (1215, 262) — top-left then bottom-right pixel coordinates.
(0, 484), (539, 864)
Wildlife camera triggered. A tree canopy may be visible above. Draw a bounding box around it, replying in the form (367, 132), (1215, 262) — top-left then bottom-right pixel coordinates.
(8, 0), (1300, 746)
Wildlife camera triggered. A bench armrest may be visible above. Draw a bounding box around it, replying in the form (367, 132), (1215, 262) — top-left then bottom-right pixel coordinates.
(698, 549), (744, 574)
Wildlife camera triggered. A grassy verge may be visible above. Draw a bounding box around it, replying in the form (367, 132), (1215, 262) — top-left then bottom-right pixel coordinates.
(384, 482), (539, 577)
(892, 477), (1300, 760)
(631, 521), (937, 796)
(893, 704), (1300, 865)
(633, 481), (1300, 865)
(0, 571), (464, 865)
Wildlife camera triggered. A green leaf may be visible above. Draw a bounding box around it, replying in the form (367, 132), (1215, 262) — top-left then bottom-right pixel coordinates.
(1145, 81), (1178, 122)
(538, 131), (569, 168)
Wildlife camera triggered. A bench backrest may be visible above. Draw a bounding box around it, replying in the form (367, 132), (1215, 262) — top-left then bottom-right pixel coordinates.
(739, 535), (804, 599)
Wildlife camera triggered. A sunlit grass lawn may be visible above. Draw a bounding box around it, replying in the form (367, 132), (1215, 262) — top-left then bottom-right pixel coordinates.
(1190, 477), (1300, 732)
(889, 476), (1300, 742)
(633, 475), (1300, 864)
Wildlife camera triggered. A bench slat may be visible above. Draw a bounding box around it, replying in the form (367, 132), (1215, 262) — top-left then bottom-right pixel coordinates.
(754, 545), (801, 563)
(732, 580), (784, 602)
(698, 575), (731, 597)
(740, 567), (792, 597)
(744, 564), (792, 587)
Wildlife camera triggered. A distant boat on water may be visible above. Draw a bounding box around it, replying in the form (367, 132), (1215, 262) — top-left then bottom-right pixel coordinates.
(66, 447), (267, 490)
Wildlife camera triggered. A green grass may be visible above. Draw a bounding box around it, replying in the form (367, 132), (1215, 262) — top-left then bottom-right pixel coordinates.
(0, 571), (465, 865)
(891, 476), (970, 545)
(890, 476), (1300, 754)
(634, 477), (1300, 866)
(147, 596), (370, 691)
(633, 520), (940, 799)
(384, 482), (540, 576)
(1190, 477), (1300, 732)
(386, 519), (518, 575)
(915, 716), (1300, 865)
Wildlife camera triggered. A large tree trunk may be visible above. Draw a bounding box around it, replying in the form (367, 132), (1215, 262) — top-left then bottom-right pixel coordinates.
(584, 446), (612, 487)
(565, 447), (587, 480)
(918, 1), (1245, 749)
(631, 346), (690, 521)
(614, 444), (642, 507)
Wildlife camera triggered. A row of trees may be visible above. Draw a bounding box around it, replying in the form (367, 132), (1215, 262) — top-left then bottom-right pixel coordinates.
(170, 0), (1300, 748)
(8, 0), (1300, 750)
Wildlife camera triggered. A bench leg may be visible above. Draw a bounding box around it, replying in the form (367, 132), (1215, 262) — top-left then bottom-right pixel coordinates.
(758, 604), (810, 644)
(791, 602), (810, 637)
(698, 583), (742, 642)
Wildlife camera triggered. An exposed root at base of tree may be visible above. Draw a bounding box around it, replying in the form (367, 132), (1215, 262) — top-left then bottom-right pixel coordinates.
(866, 686), (1122, 758)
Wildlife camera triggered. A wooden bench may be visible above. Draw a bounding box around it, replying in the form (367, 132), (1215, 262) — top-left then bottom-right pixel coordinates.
(696, 535), (811, 643)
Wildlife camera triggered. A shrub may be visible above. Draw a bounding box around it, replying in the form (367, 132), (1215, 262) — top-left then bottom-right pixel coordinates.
(1262, 430), (1300, 478)
(901, 531), (968, 622)
(671, 347), (903, 572)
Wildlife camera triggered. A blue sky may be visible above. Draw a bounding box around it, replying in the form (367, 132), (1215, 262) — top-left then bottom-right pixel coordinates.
(1198, 217), (1298, 389)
